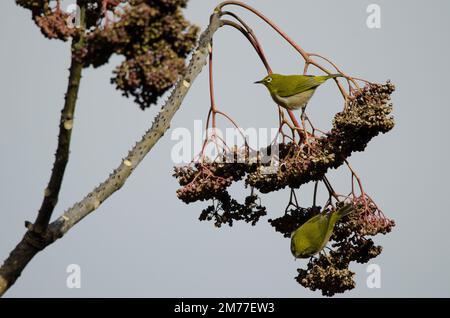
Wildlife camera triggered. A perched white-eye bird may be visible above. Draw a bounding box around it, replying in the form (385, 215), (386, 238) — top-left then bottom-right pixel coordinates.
(255, 74), (342, 111)
(290, 204), (355, 259)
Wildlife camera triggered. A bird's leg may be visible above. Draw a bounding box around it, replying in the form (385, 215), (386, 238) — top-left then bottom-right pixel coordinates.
(281, 111), (296, 141)
(281, 112), (302, 141)
(300, 107), (311, 148)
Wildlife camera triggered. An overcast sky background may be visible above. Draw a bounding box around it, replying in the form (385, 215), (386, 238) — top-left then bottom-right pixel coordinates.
(1, 0), (450, 297)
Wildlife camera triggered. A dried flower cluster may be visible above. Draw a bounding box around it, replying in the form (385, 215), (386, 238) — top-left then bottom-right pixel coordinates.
(17, 0), (75, 40)
(269, 197), (393, 296)
(199, 192), (267, 228)
(173, 149), (258, 204)
(175, 82), (395, 201)
(247, 81), (395, 192)
(17, 0), (199, 109)
(333, 81), (395, 153)
(333, 195), (396, 238)
(268, 205), (322, 238)
(174, 82), (396, 296)
(287, 198), (394, 296)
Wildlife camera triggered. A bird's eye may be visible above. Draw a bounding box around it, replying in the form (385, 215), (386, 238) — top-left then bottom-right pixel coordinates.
(266, 77), (272, 83)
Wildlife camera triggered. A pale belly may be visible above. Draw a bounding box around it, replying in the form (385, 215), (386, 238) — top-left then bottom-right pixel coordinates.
(271, 89), (316, 110)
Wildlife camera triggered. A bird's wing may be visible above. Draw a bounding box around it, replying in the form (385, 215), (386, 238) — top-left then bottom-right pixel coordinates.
(277, 75), (321, 97)
(303, 214), (330, 239)
(298, 214), (330, 252)
(332, 204), (355, 222)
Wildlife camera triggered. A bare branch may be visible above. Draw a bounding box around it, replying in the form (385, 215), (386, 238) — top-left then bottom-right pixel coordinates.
(33, 3), (86, 234)
(0, 10), (222, 297)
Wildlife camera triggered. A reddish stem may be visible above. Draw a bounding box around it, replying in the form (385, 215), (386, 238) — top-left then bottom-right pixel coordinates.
(344, 159), (369, 209)
(221, 13), (271, 72)
(221, 18), (302, 138)
(322, 176), (340, 201)
(218, 1), (349, 99)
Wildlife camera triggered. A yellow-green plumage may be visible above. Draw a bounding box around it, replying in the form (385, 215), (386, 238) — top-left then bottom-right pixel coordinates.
(290, 204), (355, 259)
(255, 73), (342, 110)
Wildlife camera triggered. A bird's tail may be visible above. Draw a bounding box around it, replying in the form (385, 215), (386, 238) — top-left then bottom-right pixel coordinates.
(315, 73), (343, 83)
(333, 204), (356, 221)
(327, 73), (343, 79)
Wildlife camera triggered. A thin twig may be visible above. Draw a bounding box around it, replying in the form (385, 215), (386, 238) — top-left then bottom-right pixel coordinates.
(345, 159), (366, 198)
(322, 176), (339, 201)
(313, 181), (319, 207)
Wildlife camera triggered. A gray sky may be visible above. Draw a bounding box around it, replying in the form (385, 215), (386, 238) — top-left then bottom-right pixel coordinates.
(1, 0), (450, 297)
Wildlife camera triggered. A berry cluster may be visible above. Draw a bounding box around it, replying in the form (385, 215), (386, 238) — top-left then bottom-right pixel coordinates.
(246, 81), (395, 193)
(17, 0), (199, 109)
(296, 233), (383, 296)
(293, 199), (393, 296)
(268, 205), (321, 238)
(246, 141), (336, 193)
(296, 255), (356, 297)
(173, 81), (395, 296)
(333, 195), (395, 240)
(82, 0), (199, 108)
(173, 149), (258, 203)
(174, 163), (235, 204)
(17, 0), (75, 40)
(199, 192), (267, 228)
(332, 81), (396, 154)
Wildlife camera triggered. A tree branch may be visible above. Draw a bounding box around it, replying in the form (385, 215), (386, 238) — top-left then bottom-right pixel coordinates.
(33, 3), (86, 234)
(0, 10), (222, 297)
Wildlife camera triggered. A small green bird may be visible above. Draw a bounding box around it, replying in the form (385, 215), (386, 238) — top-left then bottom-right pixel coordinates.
(290, 204), (355, 259)
(255, 73), (342, 111)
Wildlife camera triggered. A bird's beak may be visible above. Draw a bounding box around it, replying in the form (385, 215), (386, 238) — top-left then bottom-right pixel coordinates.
(254, 80), (263, 84)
